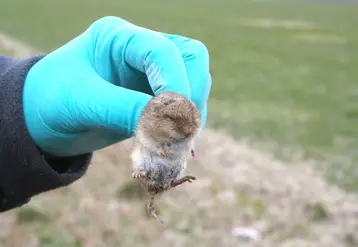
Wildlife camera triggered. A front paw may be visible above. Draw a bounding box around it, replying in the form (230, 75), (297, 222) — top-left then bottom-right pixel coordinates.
(132, 170), (146, 179)
(159, 146), (169, 157)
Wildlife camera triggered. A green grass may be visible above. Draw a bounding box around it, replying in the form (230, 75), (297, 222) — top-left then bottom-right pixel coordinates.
(0, 0), (358, 191)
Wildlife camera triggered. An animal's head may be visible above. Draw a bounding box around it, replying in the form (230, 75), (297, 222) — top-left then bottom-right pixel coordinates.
(136, 92), (201, 143)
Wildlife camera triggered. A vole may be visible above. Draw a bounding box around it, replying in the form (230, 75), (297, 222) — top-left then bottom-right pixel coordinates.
(130, 91), (201, 224)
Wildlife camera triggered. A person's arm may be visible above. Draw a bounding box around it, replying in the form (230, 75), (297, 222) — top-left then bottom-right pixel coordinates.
(0, 54), (93, 212)
(0, 16), (211, 213)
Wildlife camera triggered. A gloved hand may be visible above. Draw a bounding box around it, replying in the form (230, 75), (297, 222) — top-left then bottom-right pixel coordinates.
(23, 16), (211, 158)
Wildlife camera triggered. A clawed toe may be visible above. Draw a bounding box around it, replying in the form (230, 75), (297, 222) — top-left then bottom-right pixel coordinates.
(132, 171), (146, 179)
(159, 146), (169, 157)
(186, 176), (196, 183)
(171, 175), (197, 187)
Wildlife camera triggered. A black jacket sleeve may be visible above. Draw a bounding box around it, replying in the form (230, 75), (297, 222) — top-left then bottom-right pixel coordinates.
(0, 54), (93, 212)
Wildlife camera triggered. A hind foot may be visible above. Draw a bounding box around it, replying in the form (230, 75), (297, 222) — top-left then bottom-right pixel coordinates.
(171, 175), (197, 187)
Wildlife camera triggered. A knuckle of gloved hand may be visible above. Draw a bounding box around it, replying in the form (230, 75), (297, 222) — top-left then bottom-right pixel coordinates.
(91, 16), (125, 27)
(88, 16), (130, 34)
(141, 31), (181, 60)
(186, 39), (210, 62)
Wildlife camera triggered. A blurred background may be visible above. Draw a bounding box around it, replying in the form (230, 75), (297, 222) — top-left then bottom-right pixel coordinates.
(0, 0), (358, 246)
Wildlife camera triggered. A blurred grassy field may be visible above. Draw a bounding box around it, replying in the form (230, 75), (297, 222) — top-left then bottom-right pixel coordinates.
(1, 1), (358, 246)
(0, 0), (358, 192)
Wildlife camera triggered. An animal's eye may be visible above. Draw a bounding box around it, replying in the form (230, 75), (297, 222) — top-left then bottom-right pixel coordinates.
(164, 114), (175, 121)
(163, 99), (175, 106)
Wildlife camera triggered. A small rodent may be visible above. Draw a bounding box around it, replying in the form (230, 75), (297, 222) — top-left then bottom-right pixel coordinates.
(130, 91), (201, 224)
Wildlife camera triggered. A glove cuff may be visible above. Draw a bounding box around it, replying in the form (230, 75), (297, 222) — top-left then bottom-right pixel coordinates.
(0, 54), (93, 212)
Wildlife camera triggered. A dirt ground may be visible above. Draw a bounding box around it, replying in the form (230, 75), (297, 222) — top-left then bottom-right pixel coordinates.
(0, 33), (357, 247)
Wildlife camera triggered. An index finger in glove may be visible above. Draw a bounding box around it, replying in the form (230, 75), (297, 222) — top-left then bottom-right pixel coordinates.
(90, 16), (191, 98)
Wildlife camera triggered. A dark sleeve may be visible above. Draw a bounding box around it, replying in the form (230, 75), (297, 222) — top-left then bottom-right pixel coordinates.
(0, 54), (93, 212)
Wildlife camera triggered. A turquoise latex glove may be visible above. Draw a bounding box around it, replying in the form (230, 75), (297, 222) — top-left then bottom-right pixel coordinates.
(23, 16), (211, 157)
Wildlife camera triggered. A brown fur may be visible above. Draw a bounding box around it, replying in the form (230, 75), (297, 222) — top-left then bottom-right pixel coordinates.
(136, 91), (201, 144)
